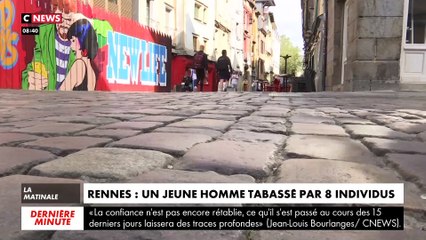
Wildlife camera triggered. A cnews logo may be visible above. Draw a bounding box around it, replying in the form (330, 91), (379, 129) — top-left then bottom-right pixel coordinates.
(21, 13), (62, 24)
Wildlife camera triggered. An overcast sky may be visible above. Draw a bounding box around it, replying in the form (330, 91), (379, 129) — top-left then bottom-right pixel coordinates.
(271, 0), (304, 51)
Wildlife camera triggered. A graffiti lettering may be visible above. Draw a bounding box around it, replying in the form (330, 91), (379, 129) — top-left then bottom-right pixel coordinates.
(0, 0), (19, 69)
(107, 31), (167, 86)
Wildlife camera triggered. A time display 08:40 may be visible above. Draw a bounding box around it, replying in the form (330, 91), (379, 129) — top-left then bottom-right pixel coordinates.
(21, 27), (40, 35)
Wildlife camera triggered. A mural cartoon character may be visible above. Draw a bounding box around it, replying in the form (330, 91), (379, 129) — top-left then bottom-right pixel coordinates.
(21, 0), (112, 91)
(59, 19), (98, 91)
(0, 0), (19, 70)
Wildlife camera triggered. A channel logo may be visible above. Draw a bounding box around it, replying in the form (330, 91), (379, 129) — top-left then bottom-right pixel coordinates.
(21, 13), (62, 24)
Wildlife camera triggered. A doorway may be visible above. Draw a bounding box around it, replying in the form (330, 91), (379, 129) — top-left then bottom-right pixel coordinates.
(401, 0), (426, 83)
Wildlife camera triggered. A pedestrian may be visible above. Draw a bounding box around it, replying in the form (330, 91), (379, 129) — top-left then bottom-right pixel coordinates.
(216, 50), (232, 92)
(181, 67), (193, 92)
(230, 70), (239, 92)
(193, 45), (208, 92)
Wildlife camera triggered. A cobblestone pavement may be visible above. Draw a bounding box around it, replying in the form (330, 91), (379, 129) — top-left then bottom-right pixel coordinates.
(0, 90), (425, 239)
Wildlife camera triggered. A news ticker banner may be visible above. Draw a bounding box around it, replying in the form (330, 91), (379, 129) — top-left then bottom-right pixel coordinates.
(22, 206), (404, 231)
(21, 183), (405, 231)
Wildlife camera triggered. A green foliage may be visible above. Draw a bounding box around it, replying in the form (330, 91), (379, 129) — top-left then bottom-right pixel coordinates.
(280, 35), (303, 76)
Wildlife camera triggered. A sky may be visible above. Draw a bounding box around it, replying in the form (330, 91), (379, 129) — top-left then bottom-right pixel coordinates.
(271, 0), (304, 51)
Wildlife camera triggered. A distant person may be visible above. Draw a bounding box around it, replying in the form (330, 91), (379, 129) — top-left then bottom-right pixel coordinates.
(216, 50), (232, 92)
(193, 45), (208, 92)
(230, 70), (239, 92)
(181, 67), (193, 92)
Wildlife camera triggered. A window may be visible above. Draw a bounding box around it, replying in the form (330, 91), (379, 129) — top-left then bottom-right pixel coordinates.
(203, 39), (208, 51)
(109, 0), (118, 4)
(406, 0), (426, 44)
(203, 8), (207, 23)
(146, 0), (151, 26)
(193, 35), (199, 51)
(195, 3), (202, 20)
(165, 5), (174, 36)
(194, 2), (207, 24)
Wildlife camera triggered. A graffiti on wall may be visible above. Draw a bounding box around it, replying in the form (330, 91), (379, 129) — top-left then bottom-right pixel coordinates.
(107, 31), (168, 86)
(0, 0), (172, 91)
(0, 0), (19, 69)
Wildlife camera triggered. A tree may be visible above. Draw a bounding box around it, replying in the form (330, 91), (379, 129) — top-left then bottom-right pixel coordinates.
(280, 35), (303, 76)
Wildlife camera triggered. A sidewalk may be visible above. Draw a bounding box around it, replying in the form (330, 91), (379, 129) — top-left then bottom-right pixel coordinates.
(0, 90), (425, 239)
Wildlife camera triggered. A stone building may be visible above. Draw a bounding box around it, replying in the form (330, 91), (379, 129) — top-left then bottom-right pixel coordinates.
(302, 0), (426, 91)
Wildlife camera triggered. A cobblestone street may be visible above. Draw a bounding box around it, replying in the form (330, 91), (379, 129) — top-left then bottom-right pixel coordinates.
(0, 90), (425, 239)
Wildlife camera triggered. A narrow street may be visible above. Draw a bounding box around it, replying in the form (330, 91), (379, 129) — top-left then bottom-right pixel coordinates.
(0, 90), (425, 239)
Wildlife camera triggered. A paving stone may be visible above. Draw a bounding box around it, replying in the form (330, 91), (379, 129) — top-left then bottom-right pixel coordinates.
(220, 130), (287, 145)
(129, 169), (255, 183)
(285, 135), (379, 165)
(386, 154), (426, 189)
(398, 109), (426, 118)
(0, 133), (39, 145)
(41, 115), (119, 125)
(274, 159), (426, 213)
(177, 140), (278, 179)
(251, 230), (425, 240)
(96, 113), (143, 120)
(290, 114), (335, 124)
(345, 124), (415, 140)
(335, 117), (375, 125)
(154, 127), (223, 138)
(252, 110), (289, 118)
(0, 175), (82, 240)
(13, 122), (95, 135)
(291, 123), (348, 137)
(0, 147), (56, 176)
(52, 230), (246, 240)
(259, 104), (291, 113)
(168, 119), (234, 132)
(231, 122), (287, 134)
(98, 121), (163, 131)
(390, 112), (422, 120)
(362, 137), (426, 156)
(76, 129), (140, 139)
(21, 136), (112, 155)
(317, 107), (344, 113)
(110, 132), (212, 156)
(131, 108), (171, 115)
(133, 115), (184, 123)
(330, 113), (356, 118)
(0, 126), (14, 132)
(366, 115), (404, 125)
(1, 120), (49, 128)
(387, 122), (426, 134)
(239, 116), (286, 124)
(419, 131), (426, 142)
(162, 109), (201, 116)
(205, 110), (249, 115)
(192, 114), (239, 121)
(29, 148), (173, 181)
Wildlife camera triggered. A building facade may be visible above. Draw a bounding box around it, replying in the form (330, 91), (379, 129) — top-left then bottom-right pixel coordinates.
(303, 0), (426, 92)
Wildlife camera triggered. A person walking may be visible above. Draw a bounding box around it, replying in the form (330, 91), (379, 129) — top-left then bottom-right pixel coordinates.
(193, 45), (208, 92)
(230, 70), (239, 92)
(216, 50), (232, 92)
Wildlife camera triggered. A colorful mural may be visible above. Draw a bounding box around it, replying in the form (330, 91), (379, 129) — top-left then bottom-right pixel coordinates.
(0, 0), (172, 92)
(0, 0), (19, 70)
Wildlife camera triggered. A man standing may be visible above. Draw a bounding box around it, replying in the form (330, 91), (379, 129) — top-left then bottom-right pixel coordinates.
(216, 50), (232, 92)
(193, 45), (208, 92)
(22, 0), (112, 91)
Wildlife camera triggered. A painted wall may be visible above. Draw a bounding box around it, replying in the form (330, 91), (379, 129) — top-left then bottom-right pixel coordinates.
(0, 0), (172, 92)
